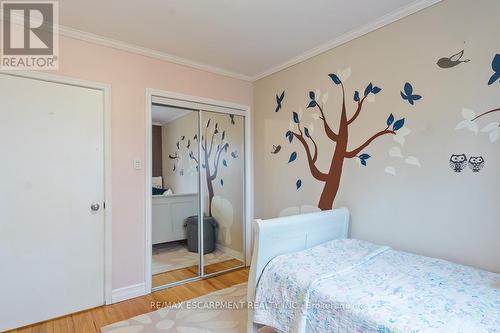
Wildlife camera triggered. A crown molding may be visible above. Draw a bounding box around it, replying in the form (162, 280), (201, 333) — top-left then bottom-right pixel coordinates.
(58, 25), (254, 82)
(48, 0), (440, 82)
(250, 0), (442, 81)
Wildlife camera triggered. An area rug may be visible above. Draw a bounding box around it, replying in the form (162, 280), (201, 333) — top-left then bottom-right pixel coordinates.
(152, 242), (237, 275)
(101, 283), (276, 333)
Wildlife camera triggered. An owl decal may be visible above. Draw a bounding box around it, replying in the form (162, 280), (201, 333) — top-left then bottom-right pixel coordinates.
(449, 154), (467, 172)
(468, 156), (485, 172)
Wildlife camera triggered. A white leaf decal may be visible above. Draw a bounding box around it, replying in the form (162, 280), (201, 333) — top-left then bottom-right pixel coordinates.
(388, 146), (403, 158)
(288, 121), (295, 131)
(338, 67), (352, 81)
(468, 121), (479, 134)
(311, 113), (320, 120)
(455, 120), (470, 130)
(481, 122), (500, 132)
(176, 310), (192, 319)
(366, 93), (376, 103)
(321, 92), (329, 105)
(490, 130), (500, 142)
(384, 166), (396, 175)
(393, 127), (411, 146)
(405, 156), (421, 168)
(462, 108), (476, 120)
(156, 319), (174, 330)
(297, 107), (303, 119)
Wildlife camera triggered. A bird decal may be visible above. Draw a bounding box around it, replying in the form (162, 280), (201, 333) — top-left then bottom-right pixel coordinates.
(449, 154), (467, 173)
(271, 144), (281, 154)
(400, 82), (422, 105)
(437, 50), (470, 69)
(229, 114), (235, 125)
(488, 54), (500, 85)
(468, 156), (485, 172)
(275, 91), (285, 112)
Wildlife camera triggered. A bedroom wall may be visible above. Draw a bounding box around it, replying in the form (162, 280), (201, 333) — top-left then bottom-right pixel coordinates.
(162, 112), (199, 194)
(253, 0), (500, 273)
(53, 35), (252, 290)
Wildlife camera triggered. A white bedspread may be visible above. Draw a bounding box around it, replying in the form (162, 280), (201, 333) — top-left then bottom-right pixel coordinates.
(253, 238), (500, 333)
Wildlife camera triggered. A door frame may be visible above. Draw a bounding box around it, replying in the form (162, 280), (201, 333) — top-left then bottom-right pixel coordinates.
(0, 70), (113, 304)
(145, 88), (252, 293)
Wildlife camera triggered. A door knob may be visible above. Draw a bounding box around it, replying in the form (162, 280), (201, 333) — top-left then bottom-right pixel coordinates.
(90, 203), (100, 211)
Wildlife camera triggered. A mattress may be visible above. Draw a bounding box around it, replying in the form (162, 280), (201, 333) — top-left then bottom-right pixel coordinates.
(253, 238), (500, 333)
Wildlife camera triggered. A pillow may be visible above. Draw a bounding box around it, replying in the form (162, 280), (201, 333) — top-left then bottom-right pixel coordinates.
(152, 176), (163, 189)
(152, 187), (167, 195)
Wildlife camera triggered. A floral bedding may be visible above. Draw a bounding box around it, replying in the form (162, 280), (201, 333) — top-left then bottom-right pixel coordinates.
(253, 238), (500, 333)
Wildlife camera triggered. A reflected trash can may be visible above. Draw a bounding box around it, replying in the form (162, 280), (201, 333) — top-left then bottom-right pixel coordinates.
(184, 216), (218, 254)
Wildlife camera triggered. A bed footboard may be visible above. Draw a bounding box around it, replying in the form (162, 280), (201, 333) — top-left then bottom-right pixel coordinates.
(246, 208), (350, 332)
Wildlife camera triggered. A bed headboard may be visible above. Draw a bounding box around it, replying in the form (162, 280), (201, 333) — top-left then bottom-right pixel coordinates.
(246, 208), (350, 332)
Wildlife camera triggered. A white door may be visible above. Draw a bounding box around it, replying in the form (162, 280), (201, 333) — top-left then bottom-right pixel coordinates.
(0, 73), (106, 331)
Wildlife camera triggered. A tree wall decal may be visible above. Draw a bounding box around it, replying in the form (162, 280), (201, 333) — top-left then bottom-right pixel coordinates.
(188, 119), (237, 216)
(285, 73), (406, 210)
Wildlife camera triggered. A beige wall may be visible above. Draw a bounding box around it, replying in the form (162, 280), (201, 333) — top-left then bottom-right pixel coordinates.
(253, 0), (500, 273)
(162, 112), (199, 194)
(53, 35), (252, 289)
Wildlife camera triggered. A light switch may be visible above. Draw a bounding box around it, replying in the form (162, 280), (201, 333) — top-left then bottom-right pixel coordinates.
(133, 158), (142, 170)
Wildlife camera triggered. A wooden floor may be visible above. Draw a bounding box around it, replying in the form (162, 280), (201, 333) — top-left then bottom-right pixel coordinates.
(152, 258), (244, 287)
(8, 267), (249, 333)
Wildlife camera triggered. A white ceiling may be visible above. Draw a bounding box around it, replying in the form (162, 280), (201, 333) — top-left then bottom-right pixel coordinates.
(58, 0), (439, 81)
(151, 104), (193, 125)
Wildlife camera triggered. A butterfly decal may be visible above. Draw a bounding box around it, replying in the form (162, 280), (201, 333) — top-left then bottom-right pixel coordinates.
(488, 54), (500, 85)
(271, 144), (281, 154)
(231, 151), (238, 159)
(275, 91), (285, 112)
(193, 134), (198, 141)
(229, 114), (235, 125)
(400, 82), (422, 105)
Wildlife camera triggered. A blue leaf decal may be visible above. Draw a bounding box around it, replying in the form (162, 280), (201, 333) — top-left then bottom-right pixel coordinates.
(364, 83), (373, 97)
(223, 159), (228, 167)
(296, 179), (302, 190)
(328, 73), (341, 85)
(304, 127), (311, 138)
(359, 154), (371, 160)
(353, 91), (360, 102)
(220, 179), (224, 186)
(293, 112), (300, 123)
(372, 86), (382, 94)
(360, 159), (367, 166)
(488, 54), (500, 85)
(285, 130), (294, 143)
(307, 100), (317, 108)
(288, 151), (297, 163)
(393, 118), (405, 131)
(387, 113), (394, 126)
(309, 91), (315, 100)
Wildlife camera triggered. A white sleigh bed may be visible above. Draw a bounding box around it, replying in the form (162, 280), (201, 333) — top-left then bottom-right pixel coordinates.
(247, 208), (500, 333)
(247, 208), (350, 333)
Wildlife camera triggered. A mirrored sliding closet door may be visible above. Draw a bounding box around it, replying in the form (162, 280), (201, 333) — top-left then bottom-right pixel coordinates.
(200, 111), (245, 275)
(151, 104), (201, 288)
(150, 97), (246, 291)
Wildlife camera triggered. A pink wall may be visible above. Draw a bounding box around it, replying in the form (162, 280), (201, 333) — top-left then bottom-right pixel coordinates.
(54, 36), (253, 289)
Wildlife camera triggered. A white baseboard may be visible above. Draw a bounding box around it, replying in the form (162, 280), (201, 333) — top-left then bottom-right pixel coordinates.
(216, 244), (244, 261)
(111, 282), (147, 303)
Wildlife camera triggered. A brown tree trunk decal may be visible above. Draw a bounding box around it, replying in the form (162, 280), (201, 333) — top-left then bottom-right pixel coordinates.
(189, 118), (235, 217)
(285, 74), (404, 210)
